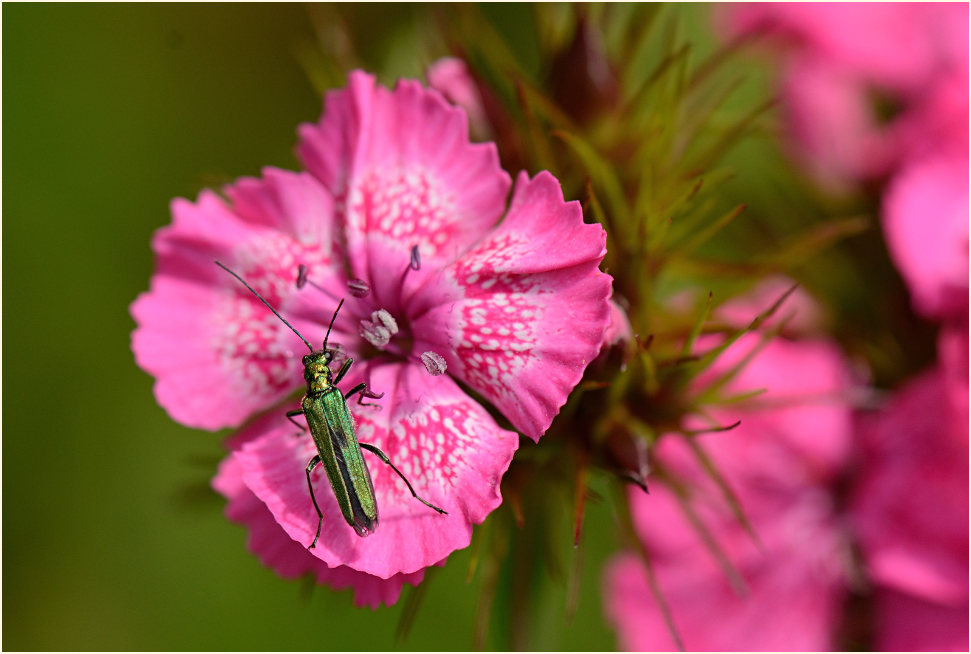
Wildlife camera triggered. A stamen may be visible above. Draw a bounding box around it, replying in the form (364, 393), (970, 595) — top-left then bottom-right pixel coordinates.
(359, 309), (399, 348)
(371, 309), (398, 334)
(360, 322), (391, 348)
(348, 278), (370, 298)
(420, 351), (447, 376)
(294, 264), (340, 302)
(397, 245), (422, 295)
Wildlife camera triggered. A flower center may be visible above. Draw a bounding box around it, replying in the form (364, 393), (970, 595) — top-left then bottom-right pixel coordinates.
(298, 245), (447, 376)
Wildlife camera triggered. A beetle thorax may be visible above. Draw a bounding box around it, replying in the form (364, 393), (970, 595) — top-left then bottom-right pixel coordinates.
(302, 350), (334, 394)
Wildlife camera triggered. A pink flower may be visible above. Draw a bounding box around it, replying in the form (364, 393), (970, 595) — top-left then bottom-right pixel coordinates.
(720, 3), (967, 94)
(895, 70), (969, 165)
(718, 3), (969, 323)
(713, 276), (825, 337)
(870, 590), (969, 652)
(882, 154), (969, 321)
(718, 3), (968, 188)
(131, 72), (612, 587)
(850, 368), (969, 651)
(604, 332), (856, 650)
(939, 323), (969, 437)
(778, 55), (898, 187)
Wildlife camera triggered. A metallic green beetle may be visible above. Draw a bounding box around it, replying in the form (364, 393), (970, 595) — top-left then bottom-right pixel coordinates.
(215, 261), (447, 547)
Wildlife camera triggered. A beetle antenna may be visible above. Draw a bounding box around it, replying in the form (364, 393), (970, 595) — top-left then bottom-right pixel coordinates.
(322, 298), (345, 352)
(215, 261), (314, 353)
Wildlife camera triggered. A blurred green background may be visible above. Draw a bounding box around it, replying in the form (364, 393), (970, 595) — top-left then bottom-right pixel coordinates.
(2, 4), (626, 650)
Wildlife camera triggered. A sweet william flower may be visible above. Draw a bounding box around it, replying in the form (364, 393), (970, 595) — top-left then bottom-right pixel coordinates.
(131, 71), (612, 585)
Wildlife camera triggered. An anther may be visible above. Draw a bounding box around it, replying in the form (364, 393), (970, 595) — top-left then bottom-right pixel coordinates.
(348, 278), (370, 298)
(360, 322), (391, 348)
(420, 351), (447, 376)
(371, 309), (398, 334)
(359, 309), (399, 348)
(294, 264), (340, 302)
(409, 245), (421, 271)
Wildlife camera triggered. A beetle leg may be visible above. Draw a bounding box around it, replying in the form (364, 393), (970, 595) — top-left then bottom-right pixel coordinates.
(344, 382), (385, 408)
(286, 408), (307, 431)
(305, 455), (324, 549)
(359, 442), (447, 515)
(332, 356), (354, 384)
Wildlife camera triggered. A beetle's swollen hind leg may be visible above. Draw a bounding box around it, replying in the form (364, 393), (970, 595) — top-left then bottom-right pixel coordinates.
(359, 442), (447, 515)
(305, 455), (324, 549)
(344, 382), (385, 408)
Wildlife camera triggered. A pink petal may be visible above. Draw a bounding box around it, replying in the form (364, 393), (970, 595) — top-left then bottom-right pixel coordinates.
(713, 275), (825, 337)
(602, 299), (633, 350)
(224, 168), (340, 263)
(411, 170), (612, 440)
(297, 71), (511, 300)
(882, 154), (969, 320)
(426, 57), (491, 138)
(235, 360), (518, 578)
(131, 173), (350, 430)
(689, 334), (856, 479)
(872, 588), (970, 652)
(939, 323), (969, 441)
(212, 440), (425, 608)
(779, 55), (896, 186)
(895, 71), (970, 165)
(850, 368), (969, 606)
(719, 3), (966, 93)
(605, 482), (847, 650)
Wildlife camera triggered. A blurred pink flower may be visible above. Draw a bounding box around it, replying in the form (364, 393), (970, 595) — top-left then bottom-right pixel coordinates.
(895, 69), (969, 165)
(850, 367), (969, 651)
(719, 3), (968, 188)
(713, 276), (825, 337)
(718, 3), (969, 324)
(132, 72), (611, 588)
(871, 590), (969, 652)
(720, 3), (967, 93)
(778, 55), (898, 187)
(939, 323), (969, 435)
(882, 154), (969, 320)
(605, 331), (857, 650)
